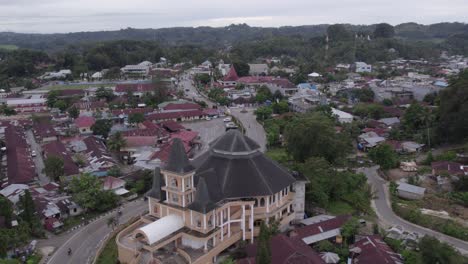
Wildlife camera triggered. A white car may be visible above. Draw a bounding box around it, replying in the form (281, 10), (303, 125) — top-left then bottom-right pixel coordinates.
(205, 117), (211, 121)
(31, 150), (37, 157)
(223, 117), (232, 122)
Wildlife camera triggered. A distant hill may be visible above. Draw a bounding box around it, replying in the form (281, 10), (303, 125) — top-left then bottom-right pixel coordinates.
(1, 22), (467, 51)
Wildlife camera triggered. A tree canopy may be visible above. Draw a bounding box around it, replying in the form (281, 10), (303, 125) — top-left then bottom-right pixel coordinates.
(69, 174), (119, 212)
(44, 155), (65, 181)
(437, 70), (468, 143)
(284, 112), (351, 163)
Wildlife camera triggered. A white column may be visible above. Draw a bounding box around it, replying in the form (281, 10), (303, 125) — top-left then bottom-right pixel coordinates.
(204, 241), (207, 251)
(242, 205), (246, 240)
(191, 175), (194, 190)
(182, 177), (185, 192)
(164, 174), (168, 187)
(266, 196), (270, 213)
(213, 235), (216, 247)
(182, 195), (186, 207)
(204, 214), (207, 230)
(190, 210), (193, 226)
(250, 204), (254, 243)
(228, 206), (231, 237)
(221, 210), (224, 240)
(276, 193), (279, 207)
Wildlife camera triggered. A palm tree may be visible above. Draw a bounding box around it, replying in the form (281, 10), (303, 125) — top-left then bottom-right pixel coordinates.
(107, 132), (127, 154)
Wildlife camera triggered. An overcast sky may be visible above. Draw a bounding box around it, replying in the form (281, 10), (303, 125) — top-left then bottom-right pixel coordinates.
(1, 0), (467, 33)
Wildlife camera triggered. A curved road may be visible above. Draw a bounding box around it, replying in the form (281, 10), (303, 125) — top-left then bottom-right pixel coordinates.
(44, 199), (147, 264)
(359, 166), (468, 255)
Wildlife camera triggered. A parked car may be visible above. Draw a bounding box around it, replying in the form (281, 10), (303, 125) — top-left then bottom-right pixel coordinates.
(223, 117), (232, 122)
(31, 150), (37, 157)
(205, 117), (211, 121)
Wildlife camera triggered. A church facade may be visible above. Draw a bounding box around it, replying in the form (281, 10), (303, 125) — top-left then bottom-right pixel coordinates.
(117, 130), (307, 263)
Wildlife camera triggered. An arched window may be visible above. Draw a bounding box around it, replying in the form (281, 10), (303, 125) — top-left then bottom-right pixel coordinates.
(272, 194), (276, 203)
(254, 199), (258, 207)
(171, 178), (178, 187)
(260, 198), (265, 207)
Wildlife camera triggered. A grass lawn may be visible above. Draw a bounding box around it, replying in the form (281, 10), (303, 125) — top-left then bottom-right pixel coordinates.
(265, 147), (290, 165)
(326, 201), (355, 215)
(0, 254), (42, 264)
(0, 44), (18, 51)
(96, 233), (118, 264)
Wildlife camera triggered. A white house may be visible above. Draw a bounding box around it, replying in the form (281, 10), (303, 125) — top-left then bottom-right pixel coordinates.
(332, 108), (353, 123)
(355, 62), (372, 73)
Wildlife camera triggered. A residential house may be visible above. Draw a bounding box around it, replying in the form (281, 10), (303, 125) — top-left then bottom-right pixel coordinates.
(355, 62), (372, 73)
(431, 161), (465, 176)
(42, 141), (79, 177)
(332, 108), (354, 123)
(238, 233), (325, 264)
(74, 116), (95, 134)
(248, 64), (269, 76)
(378, 117), (400, 128)
(6, 98), (47, 113)
(146, 110), (206, 122)
(350, 235), (403, 264)
(289, 215), (351, 245)
(5, 125), (36, 184)
(81, 136), (116, 174)
(117, 131), (307, 264)
(32, 121), (58, 143)
(397, 182), (426, 200)
(102, 176), (130, 197)
(72, 101), (108, 114)
(114, 83), (155, 97)
(121, 62), (152, 78)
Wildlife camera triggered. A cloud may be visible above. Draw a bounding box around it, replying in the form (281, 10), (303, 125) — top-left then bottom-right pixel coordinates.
(0, 0), (467, 33)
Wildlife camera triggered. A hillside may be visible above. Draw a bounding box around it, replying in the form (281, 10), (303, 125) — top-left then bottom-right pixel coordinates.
(1, 22), (467, 51)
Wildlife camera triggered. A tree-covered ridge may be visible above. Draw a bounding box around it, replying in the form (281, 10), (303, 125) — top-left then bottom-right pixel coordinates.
(0, 22), (467, 51)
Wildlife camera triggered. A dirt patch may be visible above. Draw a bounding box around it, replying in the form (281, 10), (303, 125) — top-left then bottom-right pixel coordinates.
(386, 168), (416, 181)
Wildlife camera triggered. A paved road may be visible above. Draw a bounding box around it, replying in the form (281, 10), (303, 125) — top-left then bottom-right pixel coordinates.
(25, 130), (49, 185)
(184, 118), (226, 156)
(179, 74), (214, 108)
(229, 107), (266, 152)
(44, 199), (147, 264)
(359, 166), (468, 255)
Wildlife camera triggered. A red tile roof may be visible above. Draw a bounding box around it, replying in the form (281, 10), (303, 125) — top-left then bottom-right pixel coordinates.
(351, 235), (402, 264)
(293, 215), (351, 240)
(170, 130), (199, 143)
(146, 110), (205, 121)
(124, 136), (158, 148)
(121, 126), (168, 138)
(431, 161), (464, 176)
(160, 120), (185, 132)
(115, 83), (155, 93)
(43, 141), (79, 176)
(73, 101), (108, 110)
(5, 126), (36, 184)
(162, 103), (201, 111)
(74, 116), (95, 128)
(223, 66), (239, 82)
(33, 121), (57, 139)
(111, 108), (153, 116)
(240, 234), (325, 264)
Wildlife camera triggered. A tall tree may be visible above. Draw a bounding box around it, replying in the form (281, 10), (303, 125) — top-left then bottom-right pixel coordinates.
(18, 190), (43, 237)
(438, 70), (468, 143)
(44, 155), (65, 181)
(91, 119), (113, 138)
(285, 112), (351, 163)
(368, 144), (398, 170)
(256, 222), (271, 264)
(107, 132), (127, 153)
(374, 23), (395, 38)
(67, 106), (79, 119)
(232, 61), (250, 77)
(128, 112), (145, 124)
(69, 173), (119, 212)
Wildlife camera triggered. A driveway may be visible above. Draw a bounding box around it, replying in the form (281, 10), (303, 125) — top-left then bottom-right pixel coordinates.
(359, 166), (468, 255)
(25, 130), (49, 185)
(229, 107), (266, 152)
(43, 199), (147, 264)
(184, 118), (226, 157)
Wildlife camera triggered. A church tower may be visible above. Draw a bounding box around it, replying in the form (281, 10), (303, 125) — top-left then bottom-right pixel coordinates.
(161, 138), (196, 207)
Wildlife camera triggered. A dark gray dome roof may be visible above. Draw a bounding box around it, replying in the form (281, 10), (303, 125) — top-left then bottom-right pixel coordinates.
(209, 129), (260, 155)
